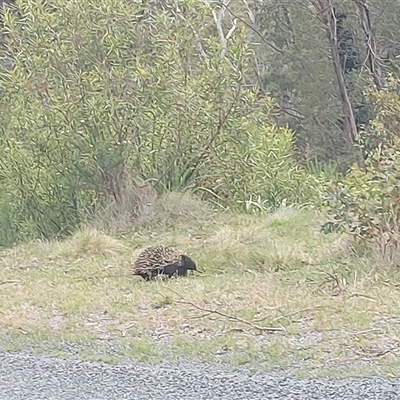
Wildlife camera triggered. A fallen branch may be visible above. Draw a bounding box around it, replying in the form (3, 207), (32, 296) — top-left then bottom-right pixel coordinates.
(271, 306), (325, 323)
(0, 280), (24, 285)
(161, 287), (285, 333)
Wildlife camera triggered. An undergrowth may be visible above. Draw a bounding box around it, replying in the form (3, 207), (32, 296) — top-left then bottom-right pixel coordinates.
(1, 193), (400, 377)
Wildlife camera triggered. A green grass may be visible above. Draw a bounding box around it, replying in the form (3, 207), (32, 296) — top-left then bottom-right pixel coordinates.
(1, 192), (400, 377)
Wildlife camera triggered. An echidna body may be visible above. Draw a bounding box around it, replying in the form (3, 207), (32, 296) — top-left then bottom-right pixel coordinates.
(133, 245), (197, 281)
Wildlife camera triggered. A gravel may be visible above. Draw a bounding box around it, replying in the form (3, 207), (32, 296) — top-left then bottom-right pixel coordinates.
(1, 351), (400, 400)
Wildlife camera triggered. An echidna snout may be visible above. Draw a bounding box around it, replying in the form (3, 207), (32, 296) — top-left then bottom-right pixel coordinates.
(174, 255), (197, 277)
(181, 255), (197, 271)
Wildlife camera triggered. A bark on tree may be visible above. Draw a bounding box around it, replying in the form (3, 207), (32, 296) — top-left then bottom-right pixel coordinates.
(353, 0), (385, 90)
(310, 0), (358, 143)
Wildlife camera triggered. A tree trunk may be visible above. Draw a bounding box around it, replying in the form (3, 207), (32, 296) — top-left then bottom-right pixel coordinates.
(353, 0), (385, 90)
(310, 0), (358, 143)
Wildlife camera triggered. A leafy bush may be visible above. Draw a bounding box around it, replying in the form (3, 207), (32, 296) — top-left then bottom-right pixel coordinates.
(195, 97), (325, 211)
(323, 79), (400, 261)
(0, 0), (323, 243)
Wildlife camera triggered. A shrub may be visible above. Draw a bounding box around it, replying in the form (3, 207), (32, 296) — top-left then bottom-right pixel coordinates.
(323, 79), (400, 262)
(0, 0), (323, 243)
(195, 99), (325, 211)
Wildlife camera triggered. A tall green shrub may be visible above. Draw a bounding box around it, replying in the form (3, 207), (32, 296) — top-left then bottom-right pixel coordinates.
(323, 78), (400, 261)
(0, 0), (319, 243)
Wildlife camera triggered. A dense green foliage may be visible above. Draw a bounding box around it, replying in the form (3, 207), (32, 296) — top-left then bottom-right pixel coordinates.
(0, 0), (321, 244)
(323, 79), (400, 261)
(0, 0), (400, 260)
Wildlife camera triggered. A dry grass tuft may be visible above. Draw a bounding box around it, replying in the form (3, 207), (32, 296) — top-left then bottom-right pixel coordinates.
(55, 228), (126, 258)
(155, 192), (216, 226)
(92, 177), (158, 231)
(325, 236), (353, 258)
(264, 204), (301, 222)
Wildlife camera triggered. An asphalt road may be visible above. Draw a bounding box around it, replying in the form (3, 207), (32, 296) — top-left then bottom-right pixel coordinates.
(1, 351), (400, 399)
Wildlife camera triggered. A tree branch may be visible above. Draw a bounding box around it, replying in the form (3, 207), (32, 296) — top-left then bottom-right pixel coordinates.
(162, 287), (285, 333)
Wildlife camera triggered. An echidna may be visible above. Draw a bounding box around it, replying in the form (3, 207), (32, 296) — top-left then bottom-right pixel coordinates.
(133, 245), (197, 281)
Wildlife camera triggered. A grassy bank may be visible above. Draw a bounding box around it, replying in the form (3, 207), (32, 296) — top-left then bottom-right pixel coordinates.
(1, 193), (400, 378)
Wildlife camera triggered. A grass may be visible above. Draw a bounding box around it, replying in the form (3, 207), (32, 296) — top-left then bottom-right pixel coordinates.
(1, 192), (400, 377)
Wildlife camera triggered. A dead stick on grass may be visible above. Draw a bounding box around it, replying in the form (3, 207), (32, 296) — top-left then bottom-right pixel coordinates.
(271, 306), (325, 323)
(160, 286), (285, 333)
(0, 280), (24, 285)
(325, 347), (395, 364)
